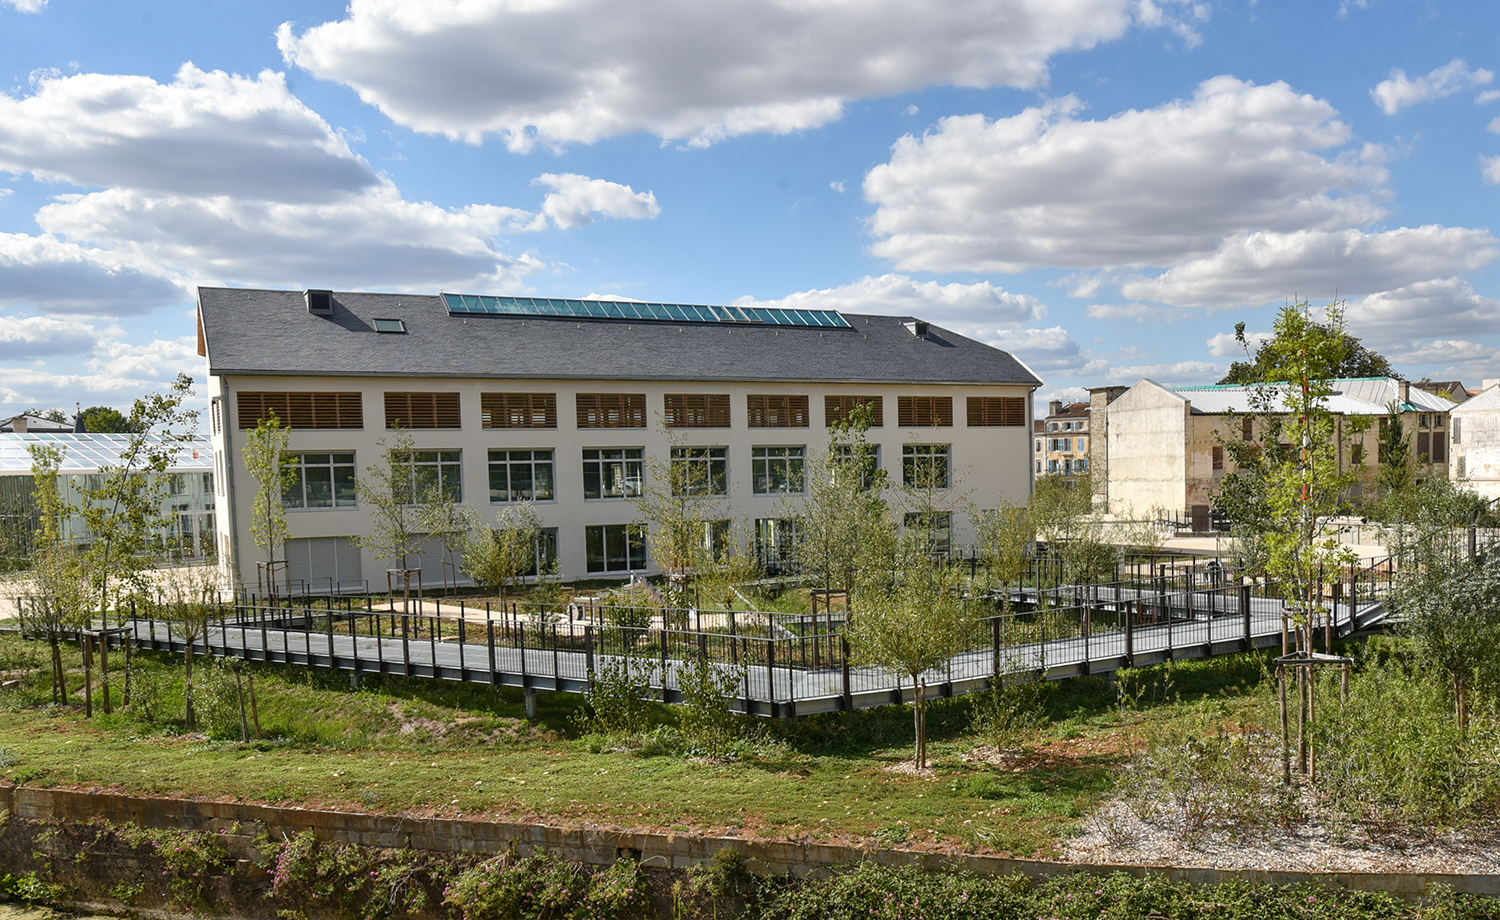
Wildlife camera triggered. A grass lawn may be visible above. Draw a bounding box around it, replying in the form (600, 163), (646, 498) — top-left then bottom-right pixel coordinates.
(0, 632), (1273, 858)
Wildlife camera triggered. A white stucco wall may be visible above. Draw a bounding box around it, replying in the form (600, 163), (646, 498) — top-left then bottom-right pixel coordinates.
(211, 374), (1036, 590)
(1105, 379), (1188, 516)
(1451, 386), (1500, 502)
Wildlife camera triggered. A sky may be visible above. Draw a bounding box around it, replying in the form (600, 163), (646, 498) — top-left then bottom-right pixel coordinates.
(1, 0), (1498, 419)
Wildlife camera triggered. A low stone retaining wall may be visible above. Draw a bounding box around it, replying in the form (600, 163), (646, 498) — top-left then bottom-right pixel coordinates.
(3, 784), (1497, 899)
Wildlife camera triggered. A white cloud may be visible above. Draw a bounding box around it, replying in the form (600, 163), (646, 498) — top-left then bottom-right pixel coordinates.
(1478, 90), (1500, 105)
(0, 232), (186, 315)
(1120, 226), (1499, 308)
(830, 181), (846, 193)
(1085, 303), (1174, 321)
(984, 325), (1086, 372)
(1037, 386), (1089, 409)
(1206, 330), (1271, 358)
(1344, 278), (1500, 350)
(902, 105), (920, 116)
(36, 184), (545, 293)
(739, 274), (1045, 327)
(1099, 359), (1223, 386)
(2, 0), (45, 11)
(1390, 339), (1495, 366)
(534, 173), (660, 229)
(1483, 155), (1500, 185)
(0, 64), (377, 203)
(276, 0), (1170, 150)
(866, 76), (1386, 273)
(1371, 59), (1494, 115)
(0, 315), (98, 358)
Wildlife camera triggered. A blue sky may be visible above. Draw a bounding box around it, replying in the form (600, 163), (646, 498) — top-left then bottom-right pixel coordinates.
(2, 0), (1498, 418)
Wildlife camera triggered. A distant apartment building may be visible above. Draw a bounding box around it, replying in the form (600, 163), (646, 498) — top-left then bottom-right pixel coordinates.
(1033, 400), (1091, 478)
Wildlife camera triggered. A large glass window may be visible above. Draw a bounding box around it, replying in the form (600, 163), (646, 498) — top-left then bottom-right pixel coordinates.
(904, 511), (952, 554)
(670, 446), (728, 496)
(833, 443), (882, 490)
(582, 448), (644, 499)
(902, 444), (951, 489)
(488, 449), (554, 502)
(752, 446), (805, 494)
(283, 452), (357, 509)
(395, 450), (462, 503)
(586, 523), (648, 573)
(754, 517), (799, 572)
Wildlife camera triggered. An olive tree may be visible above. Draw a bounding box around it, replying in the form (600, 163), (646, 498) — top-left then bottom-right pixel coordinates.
(848, 540), (972, 770)
(460, 502), (539, 601)
(787, 406), (891, 595)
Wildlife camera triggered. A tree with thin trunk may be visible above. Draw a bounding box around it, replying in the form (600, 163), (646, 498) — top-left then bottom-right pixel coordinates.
(848, 534), (969, 771)
(635, 430), (733, 611)
(787, 405), (890, 595)
(19, 443), (88, 704)
(160, 565), (222, 732)
(243, 413), (294, 597)
(460, 502), (537, 601)
(354, 428), (432, 606)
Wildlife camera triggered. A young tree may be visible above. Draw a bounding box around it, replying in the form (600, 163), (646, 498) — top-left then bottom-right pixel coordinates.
(787, 406), (891, 595)
(1217, 319), (1394, 385)
(460, 502), (539, 601)
(19, 443), (87, 703)
(848, 540), (973, 770)
(354, 428), (432, 603)
(973, 498), (1032, 603)
(243, 413), (295, 596)
(1213, 303), (1369, 645)
(159, 565), (224, 732)
(1030, 476), (1116, 590)
(422, 495), (477, 595)
(635, 431), (733, 609)
(76, 374), (199, 629)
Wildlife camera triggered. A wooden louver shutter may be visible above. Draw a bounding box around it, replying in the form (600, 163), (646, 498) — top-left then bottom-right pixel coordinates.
(824, 395), (883, 427)
(664, 394), (731, 428)
(385, 391), (461, 429)
(576, 393), (647, 428)
(965, 396), (1026, 426)
(482, 393), (557, 428)
(897, 395), (953, 427)
(237, 391), (363, 429)
(747, 394), (810, 427)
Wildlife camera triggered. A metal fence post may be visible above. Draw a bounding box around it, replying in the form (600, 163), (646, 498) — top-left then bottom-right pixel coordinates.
(841, 635), (853, 711)
(1241, 583), (1252, 651)
(585, 625), (595, 692)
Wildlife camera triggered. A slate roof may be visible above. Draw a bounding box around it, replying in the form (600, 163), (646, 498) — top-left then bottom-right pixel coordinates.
(196, 287), (1042, 387)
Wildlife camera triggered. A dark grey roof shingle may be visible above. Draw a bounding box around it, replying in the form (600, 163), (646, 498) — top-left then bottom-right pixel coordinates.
(197, 287), (1042, 387)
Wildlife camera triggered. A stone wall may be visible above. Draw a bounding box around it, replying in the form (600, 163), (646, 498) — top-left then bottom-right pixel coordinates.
(3, 784), (1498, 899)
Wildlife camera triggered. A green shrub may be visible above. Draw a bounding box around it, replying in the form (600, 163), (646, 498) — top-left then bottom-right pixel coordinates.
(269, 829), (430, 920)
(970, 670), (1046, 750)
(676, 656), (745, 758)
(574, 655), (653, 736)
(443, 850), (646, 920)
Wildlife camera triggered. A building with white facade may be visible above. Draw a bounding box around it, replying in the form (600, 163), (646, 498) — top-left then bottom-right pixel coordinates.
(198, 288), (1042, 593)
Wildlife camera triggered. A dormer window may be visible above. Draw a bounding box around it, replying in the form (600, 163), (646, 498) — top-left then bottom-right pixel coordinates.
(373, 318), (406, 334)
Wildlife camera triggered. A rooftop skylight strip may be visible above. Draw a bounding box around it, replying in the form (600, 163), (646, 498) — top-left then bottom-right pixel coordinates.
(442, 292), (849, 327)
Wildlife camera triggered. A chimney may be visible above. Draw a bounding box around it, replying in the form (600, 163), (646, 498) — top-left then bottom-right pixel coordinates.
(11, 416), (25, 433)
(1048, 400), (1063, 417)
(1399, 380), (1411, 405)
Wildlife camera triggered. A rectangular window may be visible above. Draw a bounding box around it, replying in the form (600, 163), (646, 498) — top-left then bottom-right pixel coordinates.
(752, 446), (805, 494)
(488, 449), (554, 502)
(1431, 434), (1447, 465)
(283, 453), (357, 510)
(576, 393), (647, 428)
(824, 395), (884, 427)
(1417, 432), (1431, 462)
(754, 518), (798, 570)
(966, 396), (1026, 426)
(903, 512), (952, 554)
(833, 443), (882, 490)
(520, 528), (560, 577)
(898, 395), (953, 427)
(1242, 417), (1253, 441)
(664, 394), (731, 428)
(670, 446), (728, 496)
(1453, 417), (1462, 443)
(586, 523), (648, 573)
(384, 391), (461, 429)
(747, 394), (810, 428)
(237, 391), (363, 429)
(583, 447), (644, 499)
(902, 444), (951, 489)
(1212, 446), (1224, 471)
(481, 393), (557, 429)
(395, 450), (462, 503)
(211, 398), (222, 435)
(1079, 458), (1089, 471)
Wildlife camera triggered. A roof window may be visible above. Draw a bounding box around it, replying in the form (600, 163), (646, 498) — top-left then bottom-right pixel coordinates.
(305, 289), (334, 315)
(903, 320), (930, 338)
(373, 318), (406, 334)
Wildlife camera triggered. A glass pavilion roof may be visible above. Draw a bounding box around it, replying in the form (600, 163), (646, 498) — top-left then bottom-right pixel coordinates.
(441, 293), (852, 328)
(0, 433), (213, 474)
